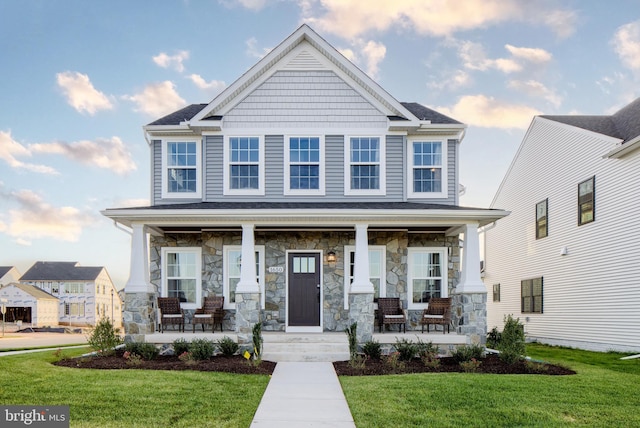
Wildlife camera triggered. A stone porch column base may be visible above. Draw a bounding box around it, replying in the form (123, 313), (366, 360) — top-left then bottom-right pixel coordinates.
(235, 292), (261, 345)
(452, 292), (487, 345)
(123, 292), (156, 343)
(348, 293), (374, 344)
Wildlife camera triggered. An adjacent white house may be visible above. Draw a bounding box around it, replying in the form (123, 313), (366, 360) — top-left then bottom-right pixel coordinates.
(20, 262), (123, 328)
(0, 283), (59, 327)
(103, 24), (508, 344)
(484, 97), (640, 353)
(0, 267), (21, 286)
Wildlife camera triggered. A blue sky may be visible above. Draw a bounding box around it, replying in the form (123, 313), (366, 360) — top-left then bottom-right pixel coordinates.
(1, 0), (639, 289)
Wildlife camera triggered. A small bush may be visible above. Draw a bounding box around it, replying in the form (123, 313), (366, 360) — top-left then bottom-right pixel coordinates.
(452, 344), (485, 363)
(394, 338), (418, 361)
(348, 355), (367, 369)
(173, 338), (190, 355)
(178, 351), (196, 365)
(460, 358), (482, 373)
(216, 336), (239, 357)
(385, 352), (405, 371)
(362, 340), (382, 360)
(415, 337), (439, 359)
(486, 326), (502, 349)
(190, 338), (216, 360)
(123, 351), (143, 367)
(499, 314), (526, 364)
(525, 360), (549, 374)
(138, 343), (160, 361)
(88, 317), (122, 356)
(345, 322), (358, 361)
(252, 322), (263, 360)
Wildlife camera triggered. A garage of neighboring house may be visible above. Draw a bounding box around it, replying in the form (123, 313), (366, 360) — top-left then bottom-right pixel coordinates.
(0, 283), (59, 327)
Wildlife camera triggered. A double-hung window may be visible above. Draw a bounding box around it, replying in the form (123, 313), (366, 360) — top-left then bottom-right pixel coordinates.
(536, 199), (548, 239)
(345, 137), (385, 195)
(162, 140), (201, 198)
(224, 136), (264, 195)
(223, 246), (265, 310)
(161, 247), (202, 310)
(521, 277), (543, 313)
(408, 139), (447, 198)
(407, 248), (447, 309)
(578, 176), (595, 225)
(343, 246), (386, 309)
(285, 136), (324, 195)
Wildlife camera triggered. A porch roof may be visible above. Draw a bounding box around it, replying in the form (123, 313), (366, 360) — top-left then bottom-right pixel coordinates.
(102, 202), (509, 234)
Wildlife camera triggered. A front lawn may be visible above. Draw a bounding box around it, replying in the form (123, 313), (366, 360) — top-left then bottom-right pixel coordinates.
(340, 343), (640, 427)
(0, 347), (270, 428)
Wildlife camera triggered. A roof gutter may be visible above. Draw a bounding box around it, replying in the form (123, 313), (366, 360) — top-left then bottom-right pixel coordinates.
(604, 134), (640, 158)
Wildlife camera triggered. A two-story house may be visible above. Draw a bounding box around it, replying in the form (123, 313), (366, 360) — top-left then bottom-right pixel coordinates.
(103, 25), (507, 344)
(20, 261), (123, 328)
(483, 97), (640, 353)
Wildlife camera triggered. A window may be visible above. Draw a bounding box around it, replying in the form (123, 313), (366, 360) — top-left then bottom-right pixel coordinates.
(408, 139), (447, 198)
(161, 248), (202, 310)
(223, 246), (265, 310)
(521, 277), (543, 313)
(578, 176), (595, 225)
(224, 136), (264, 194)
(493, 284), (501, 302)
(536, 199), (548, 239)
(407, 248), (447, 309)
(162, 140), (201, 198)
(285, 136), (324, 195)
(64, 303), (85, 316)
(343, 246), (386, 309)
(64, 283), (82, 294)
(345, 137), (385, 195)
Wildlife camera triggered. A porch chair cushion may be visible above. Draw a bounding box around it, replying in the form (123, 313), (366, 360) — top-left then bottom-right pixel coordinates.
(420, 297), (452, 334)
(377, 297), (407, 333)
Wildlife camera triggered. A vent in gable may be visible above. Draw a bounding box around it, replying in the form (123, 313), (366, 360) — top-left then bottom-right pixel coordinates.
(284, 49), (326, 70)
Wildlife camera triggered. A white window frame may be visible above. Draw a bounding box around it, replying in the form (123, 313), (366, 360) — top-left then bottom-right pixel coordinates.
(343, 245), (386, 309)
(407, 138), (448, 199)
(407, 247), (448, 309)
(161, 139), (202, 199)
(223, 136), (265, 195)
(223, 245), (265, 310)
(161, 247), (202, 310)
(344, 136), (386, 196)
(284, 135), (325, 195)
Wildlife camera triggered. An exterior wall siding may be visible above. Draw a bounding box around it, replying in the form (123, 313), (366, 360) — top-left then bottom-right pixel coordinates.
(152, 140), (161, 205)
(484, 117), (640, 352)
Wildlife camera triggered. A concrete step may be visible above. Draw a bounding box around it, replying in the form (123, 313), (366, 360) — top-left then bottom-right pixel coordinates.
(261, 333), (350, 362)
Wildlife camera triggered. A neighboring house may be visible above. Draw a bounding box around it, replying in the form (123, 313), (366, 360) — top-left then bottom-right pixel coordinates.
(0, 266), (21, 286)
(103, 24), (507, 344)
(20, 262), (123, 328)
(484, 97), (640, 353)
(0, 283), (59, 327)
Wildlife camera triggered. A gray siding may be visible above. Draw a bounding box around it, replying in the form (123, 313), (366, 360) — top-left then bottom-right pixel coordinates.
(152, 140), (161, 205)
(325, 135), (344, 197)
(264, 135), (284, 198)
(204, 135), (223, 201)
(386, 135), (404, 200)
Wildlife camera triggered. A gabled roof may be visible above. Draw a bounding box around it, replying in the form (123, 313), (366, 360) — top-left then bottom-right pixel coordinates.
(1, 283), (58, 300)
(0, 266), (14, 277)
(20, 262), (104, 281)
(148, 104), (207, 126)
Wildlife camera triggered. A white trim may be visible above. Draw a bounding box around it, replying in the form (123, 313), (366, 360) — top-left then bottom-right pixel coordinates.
(161, 138), (202, 199)
(223, 245), (265, 310)
(285, 250), (323, 332)
(284, 135), (325, 196)
(407, 247), (448, 310)
(343, 245), (386, 309)
(406, 138), (448, 199)
(344, 135), (386, 196)
(223, 136), (265, 196)
(161, 247), (202, 310)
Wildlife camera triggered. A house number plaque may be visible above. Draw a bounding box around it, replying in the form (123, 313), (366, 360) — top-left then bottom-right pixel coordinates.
(268, 266), (284, 273)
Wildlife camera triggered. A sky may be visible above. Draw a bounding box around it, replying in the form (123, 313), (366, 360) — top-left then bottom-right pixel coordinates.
(1, 0), (640, 290)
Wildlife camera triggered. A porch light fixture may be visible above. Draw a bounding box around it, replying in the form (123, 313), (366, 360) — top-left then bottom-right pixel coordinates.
(327, 251), (337, 263)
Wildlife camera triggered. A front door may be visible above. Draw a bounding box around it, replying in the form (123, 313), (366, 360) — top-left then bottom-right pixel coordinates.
(287, 252), (321, 331)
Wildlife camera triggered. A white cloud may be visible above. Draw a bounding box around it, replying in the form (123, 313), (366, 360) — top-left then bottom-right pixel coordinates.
(339, 39), (387, 79)
(188, 74), (226, 93)
(246, 37), (272, 59)
(56, 71), (114, 115)
(428, 70), (471, 91)
(508, 80), (562, 107)
(0, 130), (59, 174)
(612, 20), (640, 70)
(0, 188), (95, 243)
(152, 50), (190, 72)
(220, 0), (267, 11)
(505, 45), (552, 63)
(114, 198), (150, 208)
(436, 95), (541, 129)
(456, 41), (551, 74)
(124, 81), (186, 117)
(29, 137), (137, 175)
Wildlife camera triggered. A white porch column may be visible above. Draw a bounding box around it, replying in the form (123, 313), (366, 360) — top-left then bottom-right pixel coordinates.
(457, 222), (486, 294)
(236, 223), (260, 293)
(350, 224), (374, 293)
(125, 223), (153, 293)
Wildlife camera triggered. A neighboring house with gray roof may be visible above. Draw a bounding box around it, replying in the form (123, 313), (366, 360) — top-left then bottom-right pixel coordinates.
(484, 98), (640, 353)
(20, 262), (122, 328)
(0, 283), (58, 327)
(103, 24), (508, 345)
(0, 266), (21, 286)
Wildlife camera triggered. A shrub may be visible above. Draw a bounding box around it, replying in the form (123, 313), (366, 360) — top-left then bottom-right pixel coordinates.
(252, 322), (263, 360)
(394, 338), (418, 361)
(88, 317), (122, 356)
(415, 337), (439, 359)
(173, 338), (190, 356)
(362, 340), (382, 360)
(190, 338), (216, 360)
(348, 355), (367, 369)
(125, 342), (159, 360)
(123, 351), (143, 366)
(498, 314), (526, 364)
(345, 322), (358, 361)
(216, 336), (239, 357)
(385, 352), (405, 371)
(451, 344), (485, 363)
(486, 326), (502, 349)
(459, 358), (482, 373)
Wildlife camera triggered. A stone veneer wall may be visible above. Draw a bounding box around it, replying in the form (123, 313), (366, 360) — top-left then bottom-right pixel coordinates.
(148, 231), (461, 333)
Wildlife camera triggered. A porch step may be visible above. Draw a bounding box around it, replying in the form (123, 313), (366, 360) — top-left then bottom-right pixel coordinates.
(261, 333), (350, 362)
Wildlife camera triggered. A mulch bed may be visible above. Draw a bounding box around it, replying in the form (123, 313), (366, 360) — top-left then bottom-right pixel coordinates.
(54, 350), (575, 376)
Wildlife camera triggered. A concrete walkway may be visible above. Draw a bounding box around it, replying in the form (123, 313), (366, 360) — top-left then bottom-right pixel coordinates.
(251, 362), (356, 427)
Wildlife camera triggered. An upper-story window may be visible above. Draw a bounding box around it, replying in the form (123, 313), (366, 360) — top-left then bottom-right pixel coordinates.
(536, 199), (548, 239)
(162, 140), (202, 199)
(578, 176), (595, 226)
(408, 139), (447, 198)
(344, 136), (385, 195)
(285, 136), (325, 195)
(224, 136), (264, 195)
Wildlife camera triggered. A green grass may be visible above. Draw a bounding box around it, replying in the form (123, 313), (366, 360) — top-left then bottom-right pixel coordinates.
(0, 348), (270, 428)
(340, 343), (640, 427)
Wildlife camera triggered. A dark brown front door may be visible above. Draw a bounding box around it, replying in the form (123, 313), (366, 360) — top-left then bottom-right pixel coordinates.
(288, 253), (321, 327)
